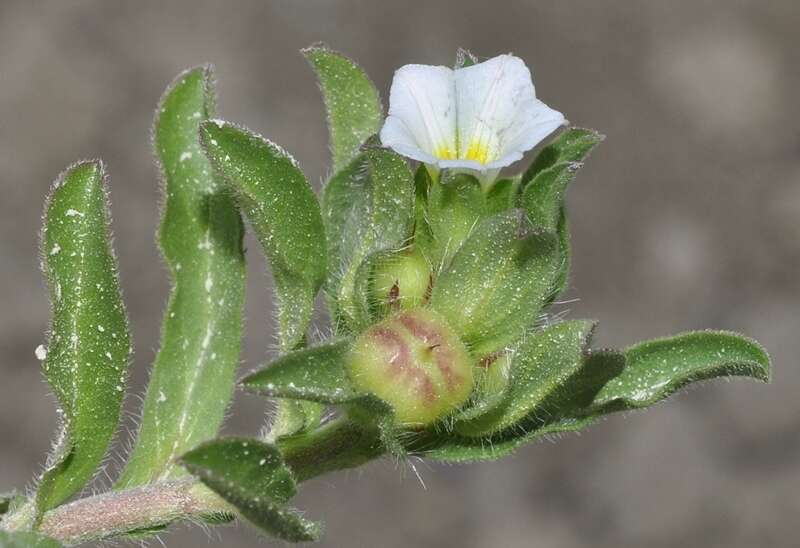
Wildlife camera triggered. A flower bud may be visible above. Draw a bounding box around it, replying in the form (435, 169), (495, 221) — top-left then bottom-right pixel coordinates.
(347, 309), (474, 425)
(369, 249), (432, 315)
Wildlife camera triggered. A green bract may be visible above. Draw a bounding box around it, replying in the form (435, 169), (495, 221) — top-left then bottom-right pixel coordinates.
(0, 46), (771, 547)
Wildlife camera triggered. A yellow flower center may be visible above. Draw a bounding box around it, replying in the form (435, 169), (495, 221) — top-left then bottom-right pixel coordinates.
(433, 139), (493, 165)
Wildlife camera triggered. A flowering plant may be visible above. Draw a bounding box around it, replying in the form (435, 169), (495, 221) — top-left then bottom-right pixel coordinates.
(0, 46), (770, 546)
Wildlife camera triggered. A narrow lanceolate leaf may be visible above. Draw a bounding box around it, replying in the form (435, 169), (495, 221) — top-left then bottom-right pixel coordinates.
(181, 439), (320, 542)
(201, 120), (325, 352)
(240, 340), (356, 404)
(36, 161), (131, 512)
(118, 67), (245, 487)
(0, 531), (62, 548)
(429, 210), (560, 357)
(455, 320), (595, 437)
(322, 147), (414, 332)
(593, 331), (771, 412)
(521, 128), (603, 300)
(303, 45), (383, 172)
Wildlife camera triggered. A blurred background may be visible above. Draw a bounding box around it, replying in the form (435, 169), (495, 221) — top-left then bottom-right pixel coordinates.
(1, 1), (797, 547)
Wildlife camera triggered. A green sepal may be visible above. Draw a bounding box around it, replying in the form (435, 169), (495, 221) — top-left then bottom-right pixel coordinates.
(270, 400), (326, 441)
(521, 128), (603, 300)
(322, 146), (414, 332)
(200, 120), (326, 352)
(37, 161), (131, 512)
(118, 66), (246, 487)
(411, 166), (436, 267)
(521, 127), (604, 187)
(424, 172), (487, 272)
(180, 438), (320, 542)
(593, 330), (771, 412)
(240, 340), (356, 404)
(457, 353), (513, 423)
(455, 320), (596, 437)
(485, 177), (520, 215)
(0, 531), (62, 548)
(429, 210), (560, 357)
(344, 395), (405, 458)
(303, 44), (383, 173)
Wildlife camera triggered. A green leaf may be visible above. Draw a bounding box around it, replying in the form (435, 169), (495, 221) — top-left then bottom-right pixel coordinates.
(425, 172), (487, 271)
(0, 531), (62, 548)
(118, 67), (246, 487)
(407, 416), (595, 463)
(455, 320), (596, 437)
(36, 161), (131, 512)
(429, 210), (560, 357)
(411, 349), (624, 463)
(521, 128), (603, 300)
(303, 44), (382, 173)
(181, 439), (320, 542)
(322, 147), (415, 332)
(593, 330), (771, 411)
(269, 400), (326, 441)
(240, 340), (356, 404)
(201, 120), (326, 352)
(521, 127), (603, 186)
(485, 177), (520, 215)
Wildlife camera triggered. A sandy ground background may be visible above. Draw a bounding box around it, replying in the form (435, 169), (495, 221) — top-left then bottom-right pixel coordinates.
(1, 1), (798, 547)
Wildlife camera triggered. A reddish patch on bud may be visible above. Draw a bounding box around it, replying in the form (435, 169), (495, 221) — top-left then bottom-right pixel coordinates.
(347, 309), (474, 425)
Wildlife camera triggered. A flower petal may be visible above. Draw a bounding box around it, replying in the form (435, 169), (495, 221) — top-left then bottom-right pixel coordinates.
(455, 54), (565, 170)
(380, 64), (456, 164)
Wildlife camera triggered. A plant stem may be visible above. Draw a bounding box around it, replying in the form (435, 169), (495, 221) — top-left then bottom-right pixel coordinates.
(22, 480), (229, 546)
(3, 417), (384, 545)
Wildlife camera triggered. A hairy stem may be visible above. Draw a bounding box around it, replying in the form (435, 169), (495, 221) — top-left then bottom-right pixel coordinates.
(33, 480), (230, 546)
(3, 418), (384, 545)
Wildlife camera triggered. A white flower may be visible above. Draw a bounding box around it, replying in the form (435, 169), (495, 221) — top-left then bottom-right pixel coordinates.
(380, 54), (565, 181)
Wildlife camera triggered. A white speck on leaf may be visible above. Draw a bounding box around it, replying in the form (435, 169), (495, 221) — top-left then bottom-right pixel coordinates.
(35, 344), (47, 361)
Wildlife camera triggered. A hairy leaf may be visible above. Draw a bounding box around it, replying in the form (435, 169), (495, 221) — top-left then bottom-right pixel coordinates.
(485, 177), (520, 215)
(424, 172), (487, 271)
(240, 340), (356, 404)
(303, 45), (382, 172)
(429, 210), (560, 357)
(201, 120), (326, 351)
(413, 350), (624, 462)
(521, 127), (603, 186)
(181, 439), (320, 542)
(521, 128), (603, 300)
(455, 320), (596, 436)
(322, 147), (414, 332)
(408, 416), (595, 463)
(118, 67), (246, 487)
(36, 161), (131, 512)
(594, 330), (771, 411)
